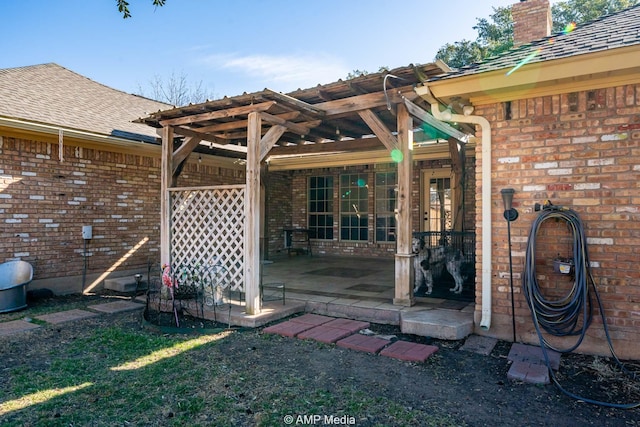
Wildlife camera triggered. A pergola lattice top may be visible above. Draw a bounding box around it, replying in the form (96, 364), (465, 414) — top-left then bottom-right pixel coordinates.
(138, 62), (465, 162)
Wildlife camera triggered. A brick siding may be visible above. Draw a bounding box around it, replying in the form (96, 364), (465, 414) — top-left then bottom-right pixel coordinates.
(475, 83), (640, 357)
(512, 0), (551, 46)
(0, 134), (244, 289)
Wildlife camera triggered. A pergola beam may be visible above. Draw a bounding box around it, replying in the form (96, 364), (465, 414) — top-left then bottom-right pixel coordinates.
(209, 119), (322, 141)
(448, 136), (466, 232)
(194, 111), (302, 133)
(264, 89), (326, 117)
(245, 112), (262, 315)
(269, 137), (384, 156)
(317, 86), (419, 117)
(160, 126), (174, 267)
(159, 101), (277, 126)
(403, 98), (468, 142)
(259, 112), (315, 136)
(259, 125), (286, 162)
(394, 103), (414, 307)
(172, 135), (202, 176)
(358, 109), (399, 152)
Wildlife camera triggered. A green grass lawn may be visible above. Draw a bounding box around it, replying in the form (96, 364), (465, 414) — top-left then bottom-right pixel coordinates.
(0, 315), (462, 427)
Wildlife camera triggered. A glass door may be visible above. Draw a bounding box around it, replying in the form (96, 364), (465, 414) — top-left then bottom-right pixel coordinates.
(421, 169), (453, 233)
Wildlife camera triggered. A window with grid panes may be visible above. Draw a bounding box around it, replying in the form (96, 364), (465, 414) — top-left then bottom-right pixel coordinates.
(308, 176), (333, 240)
(375, 171), (396, 242)
(340, 173), (368, 241)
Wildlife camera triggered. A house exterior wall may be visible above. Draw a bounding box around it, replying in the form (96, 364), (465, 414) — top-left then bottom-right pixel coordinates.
(265, 171), (293, 258)
(0, 132), (244, 294)
(475, 83), (640, 359)
(266, 158), (476, 258)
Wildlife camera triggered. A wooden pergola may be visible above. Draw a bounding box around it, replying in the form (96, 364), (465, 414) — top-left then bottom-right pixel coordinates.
(139, 62), (470, 315)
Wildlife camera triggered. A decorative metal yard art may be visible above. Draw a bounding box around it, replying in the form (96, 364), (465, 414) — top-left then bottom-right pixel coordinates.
(144, 258), (231, 329)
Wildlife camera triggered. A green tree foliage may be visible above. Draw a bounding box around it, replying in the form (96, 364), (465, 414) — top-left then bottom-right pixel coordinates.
(435, 0), (638, 68)
(346, 66), (389, 80)
(434, 40), (486, 69)
(474, 6), (514, 58)
(116, 0), (166, 18)
(551, 0), (637, 32)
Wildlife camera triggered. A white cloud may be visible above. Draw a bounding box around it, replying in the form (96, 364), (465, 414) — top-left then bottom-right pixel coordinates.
(200, 52), (350, 91)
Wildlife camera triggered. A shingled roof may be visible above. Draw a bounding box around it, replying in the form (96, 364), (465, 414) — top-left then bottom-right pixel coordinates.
(0, 63), (171, 143)
(431, 3), (640, 81)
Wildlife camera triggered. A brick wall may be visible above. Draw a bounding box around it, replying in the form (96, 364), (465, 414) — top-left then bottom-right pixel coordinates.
(512, 0), (552, 46)
(475, 84), (640, 358)
(268, 158), (476, 258)
(0, 134), (244, 293)
(265, 171), (292, 257)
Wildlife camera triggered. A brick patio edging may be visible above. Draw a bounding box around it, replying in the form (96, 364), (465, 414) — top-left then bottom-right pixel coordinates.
(262, 314), (439, 362)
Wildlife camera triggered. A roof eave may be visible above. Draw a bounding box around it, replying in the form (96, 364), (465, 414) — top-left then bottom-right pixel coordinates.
(427, 44), (640, 105)
(0, 116), (158, 147)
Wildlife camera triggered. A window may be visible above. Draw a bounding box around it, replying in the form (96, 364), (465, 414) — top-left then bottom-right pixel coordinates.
(308, 176), (333, 240)
(375, 171), (396, 242)
(340, 174), (368, 241)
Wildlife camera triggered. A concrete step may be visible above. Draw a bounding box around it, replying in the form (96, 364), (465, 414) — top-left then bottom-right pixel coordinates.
(104, 276), (145, 293)
(295, 297), (402, 325)
(400, 309), (473, 340)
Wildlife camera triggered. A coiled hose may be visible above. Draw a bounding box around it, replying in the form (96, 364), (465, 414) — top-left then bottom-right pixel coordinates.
(523, 204), (639, 409)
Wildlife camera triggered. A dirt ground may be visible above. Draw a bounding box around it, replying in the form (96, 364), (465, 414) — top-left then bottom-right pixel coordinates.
(2, 293), (639, 426)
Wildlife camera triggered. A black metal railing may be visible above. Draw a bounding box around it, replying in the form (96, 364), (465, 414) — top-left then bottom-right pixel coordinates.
(412, 231), (475, 265)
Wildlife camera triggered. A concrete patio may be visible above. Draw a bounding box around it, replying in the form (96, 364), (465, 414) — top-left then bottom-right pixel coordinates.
(257, 254), (476, 340)
(134, 254), (475, 340)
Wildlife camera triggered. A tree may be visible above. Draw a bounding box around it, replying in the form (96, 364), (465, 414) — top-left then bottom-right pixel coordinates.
(433, 40), (486, 70)
(435, 5), (512, 68)
(346, 66), (390, 80)
(474, 5), (514, 58)
(137, 71), (216, 106)
(116, 0), (166, 18)
(551, 0), (637, 32)
(435, 0), (638, 68)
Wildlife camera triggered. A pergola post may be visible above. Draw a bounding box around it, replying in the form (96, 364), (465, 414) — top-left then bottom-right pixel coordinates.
(394, 103), (414, 306)
(160, 125), (174, 267)
(245, 112), (262, 314)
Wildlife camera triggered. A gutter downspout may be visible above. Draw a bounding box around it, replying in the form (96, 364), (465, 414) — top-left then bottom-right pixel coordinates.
(414, 85), (493, 330)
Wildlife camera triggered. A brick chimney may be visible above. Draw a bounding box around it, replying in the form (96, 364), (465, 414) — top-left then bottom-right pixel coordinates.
(512, 0), (552, 46)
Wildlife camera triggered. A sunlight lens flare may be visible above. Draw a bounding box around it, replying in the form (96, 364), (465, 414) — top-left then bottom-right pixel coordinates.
(507, 23), (575, 77)
(391, 149), (403, 163)
(506, 49), (541, 76)
(0, 382), (93, 415)
(563, 22), (577, 34)
(111, 331), (231, 371)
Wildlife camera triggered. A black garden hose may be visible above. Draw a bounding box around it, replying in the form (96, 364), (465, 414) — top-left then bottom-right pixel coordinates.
(523, 204), (639, 409)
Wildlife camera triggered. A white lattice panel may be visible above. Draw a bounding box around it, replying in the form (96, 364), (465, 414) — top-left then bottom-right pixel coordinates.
(170, 185), (245, 292)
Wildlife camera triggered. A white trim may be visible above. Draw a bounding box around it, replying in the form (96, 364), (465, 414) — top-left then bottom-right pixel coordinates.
(0, 116), (156, 149)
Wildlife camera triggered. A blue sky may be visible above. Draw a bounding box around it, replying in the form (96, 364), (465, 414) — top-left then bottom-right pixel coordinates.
(1, 0), (559, 100)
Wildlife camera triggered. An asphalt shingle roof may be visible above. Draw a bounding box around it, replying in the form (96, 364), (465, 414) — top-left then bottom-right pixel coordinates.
(431, 3), (640, 81)
(0, 63), (171, 142)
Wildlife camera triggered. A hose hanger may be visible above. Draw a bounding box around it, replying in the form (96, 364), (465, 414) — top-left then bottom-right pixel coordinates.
(523, 202), (639, 409)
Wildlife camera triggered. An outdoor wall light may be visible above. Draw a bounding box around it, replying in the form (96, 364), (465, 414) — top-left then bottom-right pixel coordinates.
(501, 188), (519, 221)
(501, 187), (518, 343)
